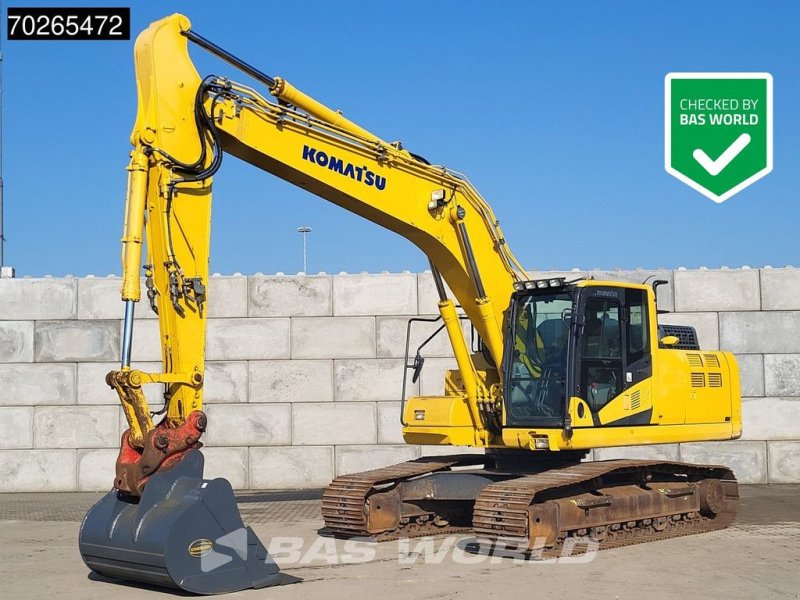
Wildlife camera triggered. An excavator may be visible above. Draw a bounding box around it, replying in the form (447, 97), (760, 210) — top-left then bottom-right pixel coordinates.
(79, 13), (742, 595)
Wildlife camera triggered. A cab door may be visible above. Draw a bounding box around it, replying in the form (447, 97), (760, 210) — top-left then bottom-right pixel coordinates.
(573, 286), (652, 426)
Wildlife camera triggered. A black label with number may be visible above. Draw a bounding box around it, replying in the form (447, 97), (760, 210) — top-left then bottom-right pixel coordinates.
(7, 7), (130, 40)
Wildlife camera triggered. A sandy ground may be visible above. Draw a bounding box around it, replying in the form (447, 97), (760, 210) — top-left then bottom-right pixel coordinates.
(0, 485), (798, 599)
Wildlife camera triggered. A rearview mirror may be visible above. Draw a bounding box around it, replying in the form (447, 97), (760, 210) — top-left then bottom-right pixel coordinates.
(411, 353), (425, 383)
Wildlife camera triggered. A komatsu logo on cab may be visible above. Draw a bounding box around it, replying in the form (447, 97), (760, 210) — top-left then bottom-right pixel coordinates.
(302, 145), (386, 191)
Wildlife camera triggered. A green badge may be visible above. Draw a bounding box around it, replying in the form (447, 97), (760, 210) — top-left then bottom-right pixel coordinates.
(665, 73), (773, 203)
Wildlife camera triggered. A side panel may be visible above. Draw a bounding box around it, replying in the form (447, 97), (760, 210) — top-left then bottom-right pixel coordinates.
(402, 395), (482, 446)
(652, 348), (738, 428)
(684, 350), (734, 425)
(652, 349), (688, 425)
(596, 378), (654, 426)
(500, 422), (738, 451)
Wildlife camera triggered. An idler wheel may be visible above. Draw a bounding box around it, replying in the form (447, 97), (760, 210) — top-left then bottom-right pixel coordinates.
(699, 479), (726, 517)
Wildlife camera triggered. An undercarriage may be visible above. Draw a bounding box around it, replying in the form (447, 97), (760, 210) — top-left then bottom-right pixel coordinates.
(322, 453), (738, 555)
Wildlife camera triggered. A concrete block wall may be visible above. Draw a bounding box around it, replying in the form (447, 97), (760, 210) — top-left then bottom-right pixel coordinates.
(0, 267), (798, 491)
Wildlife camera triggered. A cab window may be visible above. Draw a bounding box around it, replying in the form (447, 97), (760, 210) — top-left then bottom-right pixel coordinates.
(583, 298), (621, 359)
(626, 289), (648, 364)
(581, 297), (622, 412)
(507, 292), (572, 421)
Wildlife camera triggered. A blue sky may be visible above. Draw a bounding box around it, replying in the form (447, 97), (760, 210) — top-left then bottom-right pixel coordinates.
(2, 0), (798, 276)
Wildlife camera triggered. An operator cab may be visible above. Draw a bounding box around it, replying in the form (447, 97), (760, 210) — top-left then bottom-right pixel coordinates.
(503, 278), (652, 429)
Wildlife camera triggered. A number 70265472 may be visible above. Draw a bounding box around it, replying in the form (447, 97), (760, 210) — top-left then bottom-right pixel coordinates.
(6, 8), (130, 41)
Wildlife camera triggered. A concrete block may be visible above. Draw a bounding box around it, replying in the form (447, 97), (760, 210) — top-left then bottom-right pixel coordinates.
(77, 277), (120, 320)
(679, 441), (766, 483)
(34, 406), (119, 449)
(377, 402), (403, 444)
(291, 317), (375, 359)
(658, 312), (719, 350)
(0, 363), (75, 405)
(0, 277), (76, 319)
(376, 316), (455, 359)
(203, 404), (291, 446)
(202, 447), (249, 489)
(719, 312), (800, 354)
(0, 407), (33, 448)
(204, 361), (248, 403)
(767, 441), (800, 483)
(206, 318), (290, 360)
(417, 273), (455, 315)
(292, 403), (376, 445)
(419, 357), (458, 396)
(128, 318), (162, 362)
(34, 320), (120, 362)
(76, 362), (161, 405)
(78, 278), (153, 320)
(333, 273), (417, 316)
(594, 443), (680, 462)
(250, 446), (334, 489)
(77, 448), (117, 491)
(207, 276), (248, 318)
(760, 268), (800, 310)
(334, 444), (420, 476)
(334, 359), (407, 402)
(0, 321), (34, 362)
(249, 360), (333, 403)
(0, 449), (76, 492)
(741, 397), (800, 440)
(734, 354), (764, 397)
(588, 269), (675, 312)
(674, 269), (760, 312)
(249, 275), (332, 317)
(764, 354), (800, 397)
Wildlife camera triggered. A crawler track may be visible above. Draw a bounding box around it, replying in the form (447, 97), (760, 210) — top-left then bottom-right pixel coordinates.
(322, 455), (485, 540)
(322, 456), (738, 553)
(473, 459), (738, 556)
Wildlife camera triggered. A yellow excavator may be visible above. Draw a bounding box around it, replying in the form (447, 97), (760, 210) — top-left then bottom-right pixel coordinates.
(79, 13), (742, 594)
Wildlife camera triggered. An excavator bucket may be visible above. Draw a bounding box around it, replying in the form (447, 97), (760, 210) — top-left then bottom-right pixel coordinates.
(79, 449), (286, 594)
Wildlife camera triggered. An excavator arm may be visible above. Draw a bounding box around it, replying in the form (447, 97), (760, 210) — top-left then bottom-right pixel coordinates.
(111, 14), (527, 494)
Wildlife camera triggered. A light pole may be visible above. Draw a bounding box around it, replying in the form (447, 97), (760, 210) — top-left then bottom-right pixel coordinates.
(296, 226), (311, 273)
(0, 37), (5, 273)
(0, 36), (12, 279)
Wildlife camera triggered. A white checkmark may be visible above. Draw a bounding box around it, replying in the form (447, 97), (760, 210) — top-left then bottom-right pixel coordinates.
(692, 133), (751, 176)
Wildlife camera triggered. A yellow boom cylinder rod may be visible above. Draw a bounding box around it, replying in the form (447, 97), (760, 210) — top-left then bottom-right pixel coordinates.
(475, 296), (504, 368)
(120, 148), (149, 302)
(438, 299), (484, 429)
(271, 77), (382, 144)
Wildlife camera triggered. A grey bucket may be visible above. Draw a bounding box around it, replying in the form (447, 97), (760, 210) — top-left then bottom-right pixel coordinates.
(78, 449), (287, 594)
